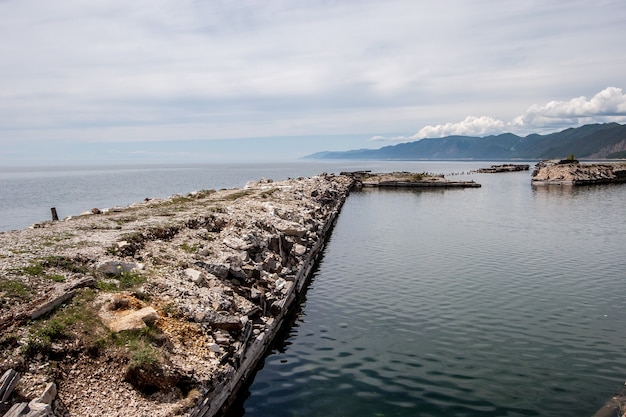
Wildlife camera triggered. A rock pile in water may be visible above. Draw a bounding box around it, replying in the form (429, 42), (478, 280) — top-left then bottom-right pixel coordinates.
(531, 160), (626, 185)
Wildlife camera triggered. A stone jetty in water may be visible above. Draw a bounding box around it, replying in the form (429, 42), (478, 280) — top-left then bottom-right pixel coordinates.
(0, 174), (354, 417)
(531, 159), (626, 185)
(344, 171), (481, 188)
(0, 170), (483, 417)
(476, 164), (530, 173)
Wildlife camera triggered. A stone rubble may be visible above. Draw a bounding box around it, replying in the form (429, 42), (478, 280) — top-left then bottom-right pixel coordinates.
(0, 174), (354, 417)
(531, 160), (626, 185)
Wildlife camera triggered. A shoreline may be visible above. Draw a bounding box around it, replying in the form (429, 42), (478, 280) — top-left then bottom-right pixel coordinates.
(0, 174), (354, 417)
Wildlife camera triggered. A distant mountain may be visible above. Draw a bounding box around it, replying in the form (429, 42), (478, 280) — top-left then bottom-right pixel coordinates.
(303, 123), (626, 160)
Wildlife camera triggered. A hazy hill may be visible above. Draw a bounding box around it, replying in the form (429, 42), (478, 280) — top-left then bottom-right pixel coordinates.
(304, 123), (626, 160)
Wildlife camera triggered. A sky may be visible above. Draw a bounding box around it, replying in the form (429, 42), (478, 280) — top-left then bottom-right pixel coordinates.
(1, 0), (626, 165)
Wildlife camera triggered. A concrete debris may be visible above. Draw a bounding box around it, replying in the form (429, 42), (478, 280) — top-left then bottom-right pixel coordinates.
(532, 160), (626, 185)
(0, 173), (355, 417)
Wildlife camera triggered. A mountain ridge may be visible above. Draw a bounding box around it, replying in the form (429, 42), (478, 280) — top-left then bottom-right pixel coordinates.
(303, 123), (626, 160)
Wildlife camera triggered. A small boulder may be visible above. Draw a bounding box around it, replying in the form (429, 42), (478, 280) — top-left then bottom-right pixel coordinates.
(108, 307), (159, 332)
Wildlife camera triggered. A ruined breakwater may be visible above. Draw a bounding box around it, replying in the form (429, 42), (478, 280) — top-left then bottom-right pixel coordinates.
(531, 160), (626, 185)
(0, 174), (354, 417)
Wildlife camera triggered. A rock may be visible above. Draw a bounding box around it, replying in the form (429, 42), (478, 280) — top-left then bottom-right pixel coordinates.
(3, 403), (29, 417)
(0, 369), (20, 402)
(293, 244), (307, 256)
(31, 382), (56, 406)
(184, 268), (207, 285)
(262, 256), (281, 273)
(96, 261), (143, 275)
(250, 287), (263, 301)
(228, 266), (248, 282)
(108, 307), (160, 332)
(223, 237), (251, 251)
(277, 225), (307, 238)
(205, 311), (244, 331)
(29, 290), (75, 320)
(195, 262), (229, 280)
(275, 278), (287, 291)
(532, 160), (626, 185)
(476, 164), (529, 173)
(4, 382), (56, 417)
(241, 264), (261, 280)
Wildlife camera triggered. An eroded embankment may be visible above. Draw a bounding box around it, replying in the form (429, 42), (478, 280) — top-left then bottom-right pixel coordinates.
(0, 174), (353, 417)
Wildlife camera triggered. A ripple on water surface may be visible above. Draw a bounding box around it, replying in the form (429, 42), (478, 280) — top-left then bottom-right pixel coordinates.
(233, 178), (626, 417)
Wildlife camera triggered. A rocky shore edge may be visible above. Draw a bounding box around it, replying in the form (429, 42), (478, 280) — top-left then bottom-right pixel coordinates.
(0, 173), (354, 417)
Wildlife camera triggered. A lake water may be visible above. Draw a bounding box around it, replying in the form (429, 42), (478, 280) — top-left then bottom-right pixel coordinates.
(0, 161), (468, 232)
(226, 166), (626, 417)
(2, 161), (626, 416)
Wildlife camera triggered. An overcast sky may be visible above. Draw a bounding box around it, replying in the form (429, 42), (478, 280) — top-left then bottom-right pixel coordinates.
(1, 0), (626, 164)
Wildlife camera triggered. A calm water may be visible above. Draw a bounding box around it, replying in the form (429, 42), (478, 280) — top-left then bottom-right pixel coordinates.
(1, 161), (461, 232)
(3, 162), (626, 416)
(230, 168), (626, 417)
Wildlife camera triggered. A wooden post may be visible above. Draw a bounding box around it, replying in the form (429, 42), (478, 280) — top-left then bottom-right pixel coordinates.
(51, 207), (59, 221)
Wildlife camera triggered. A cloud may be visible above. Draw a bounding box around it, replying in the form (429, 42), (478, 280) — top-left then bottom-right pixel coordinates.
(411, 116), (506, 139)
(510, 86), (626, 129)
(407, 87), (626, 140)
(370, 136), (388, 142)
(1, 0), (626, 160)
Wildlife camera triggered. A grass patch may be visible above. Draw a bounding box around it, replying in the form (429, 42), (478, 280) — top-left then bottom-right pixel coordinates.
(23, 288), (105, 356)
(47, 274), (66, 283)
(110, 325), (166, 367)
(19, 256), (89, 278)
(22, 263), (44, 276)
(41, 255), (89, 274)
(0, 279), (31, 299)
(180, 242), (200, 253)
(97, 271), (146, 292)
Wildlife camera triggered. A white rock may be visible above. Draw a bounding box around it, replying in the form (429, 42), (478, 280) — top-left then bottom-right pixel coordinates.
(293, 244), (307, 256)
(275, 278), (287, 290)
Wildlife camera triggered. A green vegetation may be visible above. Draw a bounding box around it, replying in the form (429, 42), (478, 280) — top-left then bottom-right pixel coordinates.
(111, 325), (165, 367)
(22, 263), (44, 276)
(42, 255), (88, 273)
(180, 242), (200, 253)
(19, 256), (88, 278)
(0, 279), (31, 305)
(23, 288), (102, 356)
(47, 274), (66, 283)
(97, 270), (146, 291)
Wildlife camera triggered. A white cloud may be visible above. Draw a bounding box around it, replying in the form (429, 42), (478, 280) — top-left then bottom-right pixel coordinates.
(510, 87), (626, 129)
(1, 0), (626, 158)
(370, 136), (388, 142)
(412, 116), (506, 139)
(404, 87), (626, 141)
